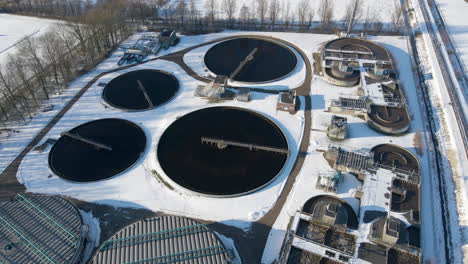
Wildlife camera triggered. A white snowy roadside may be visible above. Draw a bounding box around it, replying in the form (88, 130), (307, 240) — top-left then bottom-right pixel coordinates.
(434, 0), (468, 73)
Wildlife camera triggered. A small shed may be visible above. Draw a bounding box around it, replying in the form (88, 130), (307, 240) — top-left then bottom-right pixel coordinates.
(277, 91), (296, 113)
(158, 29), (178, 50)
(195, 75), (235, 101)
(316, 171), (341, 192)
(236, 87), (251, 102)
(327, 115), (348, 140)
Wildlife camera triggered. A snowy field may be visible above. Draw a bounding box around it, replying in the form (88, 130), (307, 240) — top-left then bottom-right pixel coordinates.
(163, 0), (401, 29)
(434, 0), (468, 73)
(0, 14), (60, 64)
(0, 29), (432, 262)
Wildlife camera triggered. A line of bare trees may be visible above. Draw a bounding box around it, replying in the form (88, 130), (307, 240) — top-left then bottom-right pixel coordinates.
(157, 0), (405, 35)
(0, 0), (407, 124)
(0, 0), (136, 124)
(3, 0), (406, 35)
(1, 0), (169, 21)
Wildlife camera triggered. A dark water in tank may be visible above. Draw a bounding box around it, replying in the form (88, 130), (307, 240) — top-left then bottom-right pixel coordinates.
(204, 38), (297, 82)
(157, 107), (288, 195)
(103, 70), (179, 110)
(49, 119), (146, 181)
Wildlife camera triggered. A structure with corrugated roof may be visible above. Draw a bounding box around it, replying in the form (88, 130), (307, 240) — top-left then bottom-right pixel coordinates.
(0, 194), (86, 264)
(92, 215), (231, 264)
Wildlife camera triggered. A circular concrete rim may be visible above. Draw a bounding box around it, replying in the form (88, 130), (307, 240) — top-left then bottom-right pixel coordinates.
(48, 118), (150, 183)
(302, 194), (359, 228)
(3, 194), (86, 264)
(320, 37), (394, 87)
(91, 215), (229, 262)
(101, 69), (180, 112)
(365, 107), (411, 135)
(155, 105), (292, 198)
(370, 143), (420, 171)
(323, 37), (392, 61)
(203, 37), (300, 85)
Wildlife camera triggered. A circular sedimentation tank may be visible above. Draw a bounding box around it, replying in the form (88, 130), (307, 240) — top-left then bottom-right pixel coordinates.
(204, 38), (297, 83)
(366, 105), (410, 134)
(302, 195), (358, 229)
(102, 69), (179, 111)
(371, 144), (419, 174)
(92, 215), (229, 264)
(49, 118), (147, 182)
(157, 107), (289, 196)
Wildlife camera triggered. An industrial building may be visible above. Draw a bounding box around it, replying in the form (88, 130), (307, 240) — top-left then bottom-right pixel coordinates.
(320, 37), (411, 135)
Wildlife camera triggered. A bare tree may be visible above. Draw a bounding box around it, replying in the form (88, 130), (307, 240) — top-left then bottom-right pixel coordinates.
(0, 66), (26, 121)
(249, 0), (256, 27)
(239, 4), (250, 26)
(297, 0), (311, 27)
(256, 0), (268, 28)
(282, 0), (292, 29)
(205, 0), (217, 25)
(344, 0), (362, 35)
(223, 0), (237, 28)
(17, 37), (50, 100)
(318, 0), (334, 30)
(363, 6), (383, 33)
(307, 6), (315, 27)
(269, 0), (280, 29)
(391, 5), (404, 33)
(7, 55), (40, 109)
(189, 0), (200, 23)
(176, 0), (188, 27)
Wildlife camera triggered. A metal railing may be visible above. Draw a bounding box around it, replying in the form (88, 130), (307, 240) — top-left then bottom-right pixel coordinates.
(100, 224), (209, 251)
(124, 245), (225, 264)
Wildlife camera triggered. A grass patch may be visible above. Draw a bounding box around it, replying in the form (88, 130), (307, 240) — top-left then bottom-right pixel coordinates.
(151, 169), (174, 190)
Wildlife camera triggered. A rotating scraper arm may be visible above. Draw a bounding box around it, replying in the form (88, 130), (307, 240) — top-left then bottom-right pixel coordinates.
(136, 80), (154, 108)
(229, 48), (258, 80)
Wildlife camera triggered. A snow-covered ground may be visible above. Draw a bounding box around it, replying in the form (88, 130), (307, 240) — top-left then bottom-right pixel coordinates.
(14, 32), (308, 226)
(434, 0), (468, 73)
(261, 34), (432, 263)
(79, 210), (101, 264)
(163, 0), (401, 29)
(409, 0), (467, 262)
(0, 30), (431, 262)
(0, 14), (60, 64)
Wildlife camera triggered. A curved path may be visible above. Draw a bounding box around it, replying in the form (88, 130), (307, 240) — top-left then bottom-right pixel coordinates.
(0, 34), (312, 263)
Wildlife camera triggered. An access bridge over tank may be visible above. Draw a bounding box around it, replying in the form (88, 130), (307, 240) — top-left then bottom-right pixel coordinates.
(201, 137), (289, 155)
